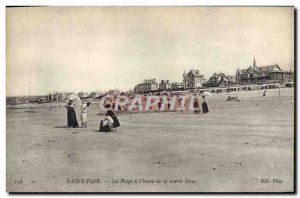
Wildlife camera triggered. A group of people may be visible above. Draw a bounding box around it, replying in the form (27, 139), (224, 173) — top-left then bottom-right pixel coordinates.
(65, 97), (120, 132)
(193, 95), (209, 114)
(64, 93), (209, 131)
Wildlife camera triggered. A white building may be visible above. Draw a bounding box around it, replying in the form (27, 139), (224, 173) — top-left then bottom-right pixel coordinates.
(183, 69), (205, 89)
(159, 80), (172, 91)
(134, 79), (159, 93)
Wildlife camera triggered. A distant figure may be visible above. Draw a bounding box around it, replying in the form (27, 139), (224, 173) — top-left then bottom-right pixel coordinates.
(158, 98), (162, 111)
(87, 100), (91, 107)
(263, 90), (267, 97)
(193, 97), (200, 113)
(179, 97), (184, 112)
(65, 98), (79, 128)
(167, 96), (171, 111)
(80, 101), (88, 127)
(202, 95), (209, 113)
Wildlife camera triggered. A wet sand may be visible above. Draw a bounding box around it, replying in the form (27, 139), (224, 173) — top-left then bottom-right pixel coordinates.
(6, 88), (294, 192)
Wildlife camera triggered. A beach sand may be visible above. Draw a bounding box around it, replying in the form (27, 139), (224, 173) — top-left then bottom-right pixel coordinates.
(6, 88), (294, 192)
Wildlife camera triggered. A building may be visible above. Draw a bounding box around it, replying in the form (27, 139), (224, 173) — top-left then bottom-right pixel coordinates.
(207, 73), (236, 87)
(207, 73), (230, 87)
(89, 91), (103, 98)
(159, 80), (172, 91)
(134, 79), (159, 93)
(78, 92), (90, 99)
(106, 89), (120, 95)
(171, 82), (184, 90)
(236, 58), (293, 84)
(89, 91), (97, 98)
(227, 75), (236, 83)
(47, 92), (67, 102)
(183, 69), (206, 89)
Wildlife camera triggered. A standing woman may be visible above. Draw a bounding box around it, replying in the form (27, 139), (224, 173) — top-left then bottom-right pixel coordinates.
(167, 95), (171, 111)
(202, 95), (209, 113)
(193, 97), (200, 114)
(158, 98), (162, 111)
(65, 98), (79, 128)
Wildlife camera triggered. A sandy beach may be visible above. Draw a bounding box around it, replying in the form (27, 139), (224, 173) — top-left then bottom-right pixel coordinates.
(6, 88), (294, 192)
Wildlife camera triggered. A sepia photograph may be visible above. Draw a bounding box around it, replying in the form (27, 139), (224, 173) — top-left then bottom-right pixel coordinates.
(6, 6), (295, 192)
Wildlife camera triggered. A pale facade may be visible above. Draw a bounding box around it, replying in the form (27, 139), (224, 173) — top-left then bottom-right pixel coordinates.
(159, 80), (172, 91)
(183, 69), (205, 89)
(134, 79), (159, 93)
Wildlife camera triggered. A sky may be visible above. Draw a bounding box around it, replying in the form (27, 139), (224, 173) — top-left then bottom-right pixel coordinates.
(6, 7), (294, 96)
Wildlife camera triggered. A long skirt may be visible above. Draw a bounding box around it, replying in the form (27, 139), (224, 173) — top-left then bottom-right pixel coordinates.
(112, 115), (120, 128)
(202, 102), (209, 113)
(194, 102), (200, 113)
(67, 110), (79, 127)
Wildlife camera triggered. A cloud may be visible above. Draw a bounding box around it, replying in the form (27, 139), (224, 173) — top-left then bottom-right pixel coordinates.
(6, 7), (294, 96)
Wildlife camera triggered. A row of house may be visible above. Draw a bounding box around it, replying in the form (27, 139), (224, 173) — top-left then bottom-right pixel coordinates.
(46, 91), (99, 102)
(46, 92), (68, 101)
(158, 80), (184, 91)
(133, 58), (294, 93)
(133, 70), (236, 93)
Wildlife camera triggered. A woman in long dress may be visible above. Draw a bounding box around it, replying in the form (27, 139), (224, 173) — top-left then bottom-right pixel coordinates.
(65, 99), (79, 128)
(193, 97), (200, 113)
(158, 98), (162, 111)
(202, 95), (209, 113)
